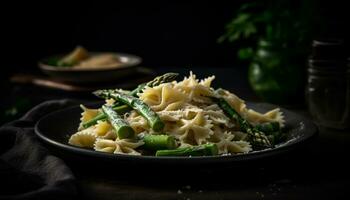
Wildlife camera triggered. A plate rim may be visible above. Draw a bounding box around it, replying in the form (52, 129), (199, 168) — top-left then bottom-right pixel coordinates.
(34, 102), (318, 163)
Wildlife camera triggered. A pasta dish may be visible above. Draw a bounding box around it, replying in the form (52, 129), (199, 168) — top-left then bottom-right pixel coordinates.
(69, 72), (284, 156)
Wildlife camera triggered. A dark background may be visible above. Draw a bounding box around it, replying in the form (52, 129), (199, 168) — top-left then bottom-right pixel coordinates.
(1, 1), (243, 76)
(0, 0), (349, 120)
(0, 2), (350, 199)
(1, 0), (349, 78)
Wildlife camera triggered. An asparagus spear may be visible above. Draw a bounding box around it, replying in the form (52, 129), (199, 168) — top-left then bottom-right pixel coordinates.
(255, 122), (280, 134)
(141, 134), (177, 151)
(94, 90), (164, 132)
(82, 105), (131, 129)
(82, 73), (178, 129)
(102, 105), (134, 139)
(156, 143), (218, 156)
(212, 97), (272, 149)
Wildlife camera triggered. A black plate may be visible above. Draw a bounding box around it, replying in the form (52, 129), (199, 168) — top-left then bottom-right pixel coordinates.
(35, 103), (317, 166)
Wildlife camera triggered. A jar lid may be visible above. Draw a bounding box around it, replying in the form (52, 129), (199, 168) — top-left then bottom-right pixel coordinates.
(311, 39), (347, 60)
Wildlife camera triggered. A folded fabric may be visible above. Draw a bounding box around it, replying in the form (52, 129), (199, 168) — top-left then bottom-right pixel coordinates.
(0, 99), (79, 200)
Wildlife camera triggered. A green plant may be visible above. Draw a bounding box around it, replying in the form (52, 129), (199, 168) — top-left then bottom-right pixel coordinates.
(219, 0), (314, 60)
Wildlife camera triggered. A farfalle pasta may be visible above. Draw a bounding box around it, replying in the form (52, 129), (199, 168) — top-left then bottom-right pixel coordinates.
(94, 138), (144, 155)
(69, 72), (285, 156)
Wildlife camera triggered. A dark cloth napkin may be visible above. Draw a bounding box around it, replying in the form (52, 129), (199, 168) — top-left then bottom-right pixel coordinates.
(0, 99), (79, 200)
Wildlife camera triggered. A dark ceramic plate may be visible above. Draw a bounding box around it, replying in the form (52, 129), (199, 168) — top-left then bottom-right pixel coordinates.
(39, 52), (142, 84)
(35, 102), (317, 166)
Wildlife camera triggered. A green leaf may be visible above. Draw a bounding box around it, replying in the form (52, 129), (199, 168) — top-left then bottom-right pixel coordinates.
(243, 23), (257, 38)
(233, 13), (250, 24)
(238, 48), (254, 60)
(228, 32), (241, 42)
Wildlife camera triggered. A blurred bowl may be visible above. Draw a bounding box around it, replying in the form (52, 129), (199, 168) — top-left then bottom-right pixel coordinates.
(39, 52), (142, 84)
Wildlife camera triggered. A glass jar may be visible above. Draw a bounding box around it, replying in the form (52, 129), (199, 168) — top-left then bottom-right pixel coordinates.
(248, 39), (306, 104)
(306, 40), (350, 129)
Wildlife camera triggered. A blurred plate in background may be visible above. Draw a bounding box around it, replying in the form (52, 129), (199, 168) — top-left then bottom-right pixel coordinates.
(39, 52), (142, 84)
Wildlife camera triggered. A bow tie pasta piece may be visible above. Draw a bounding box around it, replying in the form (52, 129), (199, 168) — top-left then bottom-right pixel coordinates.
(126, 111), (150, 134)
(69, 127), (97, 148)
(226, 141), (252, 153)
(215, 132), (252, 154)
(203, 104), (233, 127)
(115, 138), (144, 155)
(140, 83), (188, 111)
(207, 124), (227, 143)
(246, 108), (285, 127)
(94, 138), (116, 153)
(174, 72), (215, 103)
(170, 111), (214, 145)
(78, 105), (100, 130)
(80, 105), (99, 122)
(94, 120), (116, 140)
(94, 138), (144, 155)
